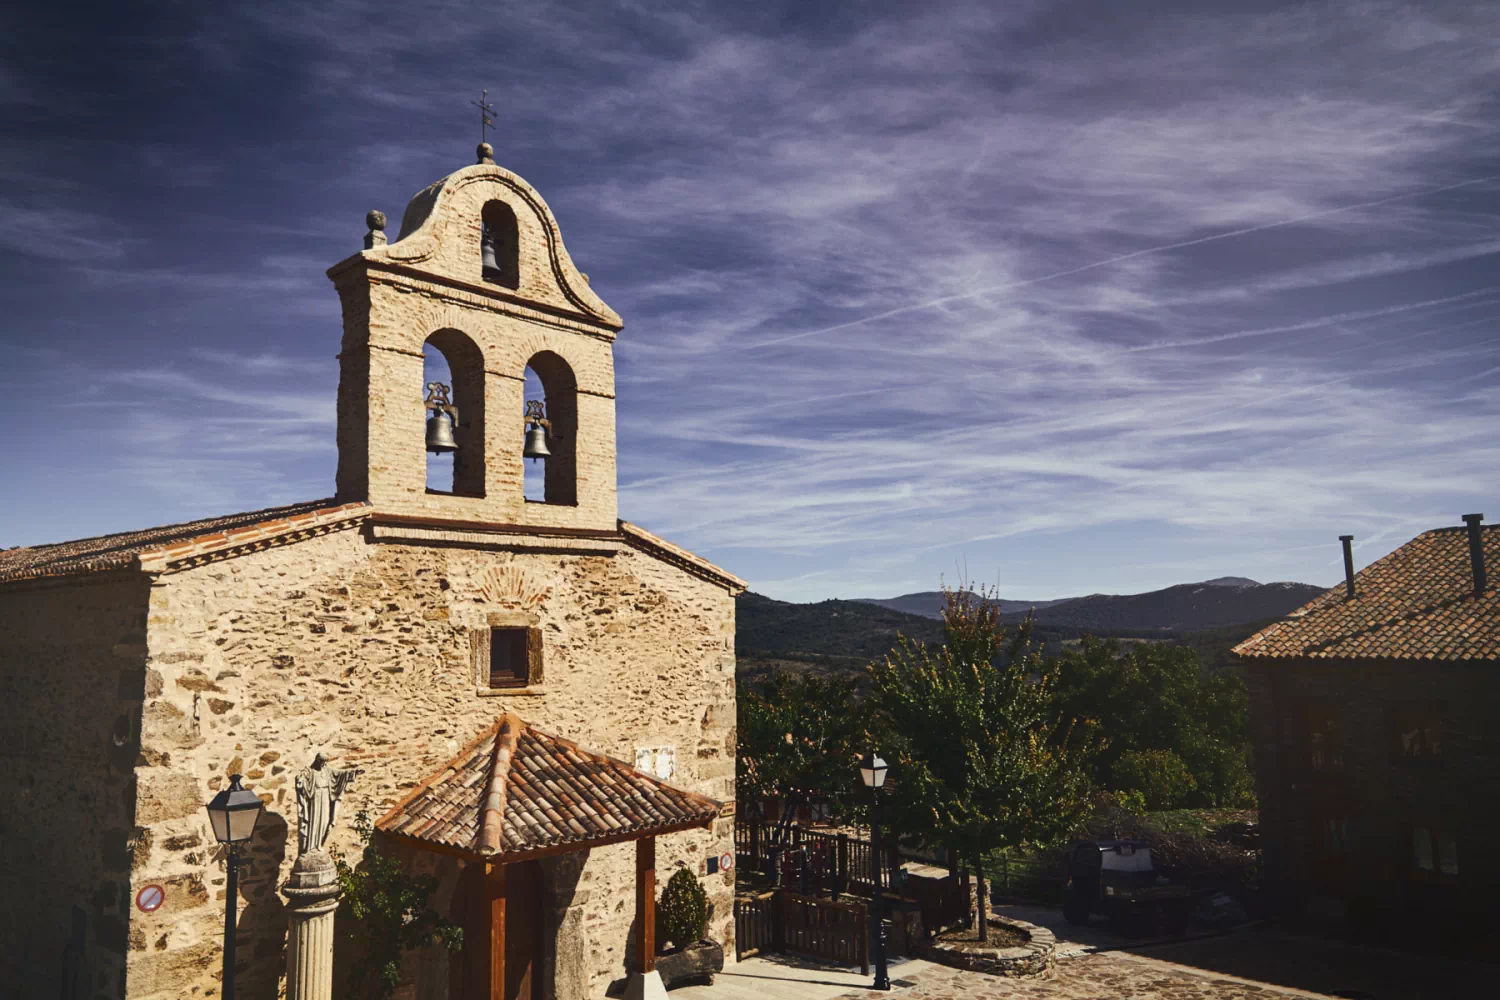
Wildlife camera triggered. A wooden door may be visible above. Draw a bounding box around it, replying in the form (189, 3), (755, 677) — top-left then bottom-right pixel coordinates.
(504, 861), (542, 1000)
(448, 860), (543, 1000)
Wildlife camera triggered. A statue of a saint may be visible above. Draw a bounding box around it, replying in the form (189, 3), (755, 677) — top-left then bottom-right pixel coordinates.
(294, 753), (360, 856)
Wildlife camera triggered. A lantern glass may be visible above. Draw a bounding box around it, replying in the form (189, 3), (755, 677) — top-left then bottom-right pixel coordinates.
(859, 751), (887, 789)
(206, 775), (264, 845)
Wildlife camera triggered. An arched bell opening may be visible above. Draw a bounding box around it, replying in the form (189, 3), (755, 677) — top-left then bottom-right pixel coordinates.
(423, 329), (486, 498)
(480, 200), (520, 290)
(522, 350), (577, 507)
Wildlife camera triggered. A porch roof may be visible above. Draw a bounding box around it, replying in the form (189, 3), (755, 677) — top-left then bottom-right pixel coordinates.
(375, 713), (722, 860)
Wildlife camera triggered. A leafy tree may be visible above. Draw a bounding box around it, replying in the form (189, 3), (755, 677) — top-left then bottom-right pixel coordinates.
(1111, 749), (1197, 809)
(334, 811), (464, 1000)
(736, 672), (870, 837)
(869, 586), (1097, 941)
(1048, 637), (1254, 808)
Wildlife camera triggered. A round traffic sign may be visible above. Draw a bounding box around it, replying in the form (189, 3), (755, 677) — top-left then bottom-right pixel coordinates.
(719, 852), (734, 872)
(136, 885), (164, 913)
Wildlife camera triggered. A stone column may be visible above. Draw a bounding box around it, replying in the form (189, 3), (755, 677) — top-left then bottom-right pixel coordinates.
(281, 850), (341, 1000)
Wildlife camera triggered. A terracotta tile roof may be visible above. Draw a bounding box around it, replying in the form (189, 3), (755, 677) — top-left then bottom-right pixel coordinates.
(619, 520), (747, 594)
(1234, 523), (1500, 661)
(0, 499), (371, 584)
(377, 713), (722, 858)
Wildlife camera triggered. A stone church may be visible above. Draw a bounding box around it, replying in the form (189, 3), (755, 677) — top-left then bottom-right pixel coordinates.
(0, 142), (743, 1000)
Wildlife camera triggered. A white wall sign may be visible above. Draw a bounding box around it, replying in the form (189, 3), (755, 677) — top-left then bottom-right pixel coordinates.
(635, 745), (676, 781)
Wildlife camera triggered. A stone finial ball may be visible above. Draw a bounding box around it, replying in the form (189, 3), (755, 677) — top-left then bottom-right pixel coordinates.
(366, 210), (387, 231)
(477, 142), (495, 163)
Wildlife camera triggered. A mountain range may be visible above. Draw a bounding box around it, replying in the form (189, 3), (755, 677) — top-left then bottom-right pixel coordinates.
(853, 577), (1324, 633)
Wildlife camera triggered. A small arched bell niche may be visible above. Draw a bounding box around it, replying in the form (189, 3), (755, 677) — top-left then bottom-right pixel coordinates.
(423, 329), (486, 498)
(480, 200), (520, 289)
(523, 350), (577, 506)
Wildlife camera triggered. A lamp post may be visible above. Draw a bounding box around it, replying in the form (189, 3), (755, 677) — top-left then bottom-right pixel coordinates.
(206, 774), (264, 1000)
(859, 751), (891, 991)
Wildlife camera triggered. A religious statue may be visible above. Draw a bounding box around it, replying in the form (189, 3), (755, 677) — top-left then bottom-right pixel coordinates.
(294, 753), (360, 857)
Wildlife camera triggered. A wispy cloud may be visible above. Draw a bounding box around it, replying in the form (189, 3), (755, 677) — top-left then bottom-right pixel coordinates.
(4, 1), (1500, 599)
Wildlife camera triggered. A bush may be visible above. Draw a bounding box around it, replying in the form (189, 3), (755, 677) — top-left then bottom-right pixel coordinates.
(334, 811), (463, 1000)
(1112, 749), (1197, 810)
(657, 868), (708, 951)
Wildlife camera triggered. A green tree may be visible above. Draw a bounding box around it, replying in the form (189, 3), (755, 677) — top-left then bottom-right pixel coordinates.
(1111, 748), (1197, 809)
(869, 586), (1097, 941)
(736, 672), (870, 830)
(1048, 637), (1254, 808)
(334, 811), (464, 1000)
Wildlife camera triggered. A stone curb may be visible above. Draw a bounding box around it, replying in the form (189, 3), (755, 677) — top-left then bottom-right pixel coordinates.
(919, 916), (1056, 978)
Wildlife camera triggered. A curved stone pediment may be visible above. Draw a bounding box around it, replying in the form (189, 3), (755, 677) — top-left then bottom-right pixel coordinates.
(362, 162), (621, 330)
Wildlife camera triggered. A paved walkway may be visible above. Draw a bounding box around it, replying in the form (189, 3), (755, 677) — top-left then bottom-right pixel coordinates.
(676, 901), (1494, 1000)
(670, 954), (942, 1000)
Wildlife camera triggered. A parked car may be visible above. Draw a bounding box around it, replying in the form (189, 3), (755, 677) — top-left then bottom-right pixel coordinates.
(1063, 839), (1191, 934)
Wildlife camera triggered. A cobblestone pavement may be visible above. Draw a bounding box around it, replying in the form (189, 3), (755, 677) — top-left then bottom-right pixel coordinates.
(831, 951), (1334, 1000)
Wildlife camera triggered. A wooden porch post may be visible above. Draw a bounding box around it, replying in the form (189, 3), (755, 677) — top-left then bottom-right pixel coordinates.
(487, 862), (507, 998)
(637, 836), (656, 973)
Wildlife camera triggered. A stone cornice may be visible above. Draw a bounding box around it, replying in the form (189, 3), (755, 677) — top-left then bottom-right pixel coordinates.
(137, 503), (373, 574)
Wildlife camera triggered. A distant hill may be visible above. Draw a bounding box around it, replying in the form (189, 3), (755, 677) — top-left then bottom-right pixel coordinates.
(737, 592), (943, 662)
(852, 578), (1324, 633)
(741, 577), (1329, 680)
(854, 591), (1069, 618)
(998, 579), (1324, 633)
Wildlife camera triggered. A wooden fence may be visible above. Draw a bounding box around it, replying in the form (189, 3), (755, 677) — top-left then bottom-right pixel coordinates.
(735, 820), (903, 895)
(734, 889), (869, 973)
(734, 890), (780, 961)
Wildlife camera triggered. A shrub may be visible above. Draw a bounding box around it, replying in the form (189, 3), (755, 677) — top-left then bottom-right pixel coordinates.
(657, 868), (709, 951)
(335, 811), (463, 1000)
(1112, 749), (1197, 810)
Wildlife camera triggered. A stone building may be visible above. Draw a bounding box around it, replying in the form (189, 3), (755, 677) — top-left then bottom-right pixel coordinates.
(1234, 515), (1498, 932)
(0, 143), (744, 1000)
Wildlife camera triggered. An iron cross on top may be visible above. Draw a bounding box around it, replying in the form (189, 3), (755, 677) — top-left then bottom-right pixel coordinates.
(471, 89), (497, 144)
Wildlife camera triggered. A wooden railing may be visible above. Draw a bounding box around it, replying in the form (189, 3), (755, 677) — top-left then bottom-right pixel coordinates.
(733, 889), (868, 973)
(734, 890), (780, 960)
(782, 892), (868, 973)
(735, 820), (903, 895)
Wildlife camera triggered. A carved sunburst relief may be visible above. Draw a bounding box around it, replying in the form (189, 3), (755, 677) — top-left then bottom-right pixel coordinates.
(475, 562), (551, 610)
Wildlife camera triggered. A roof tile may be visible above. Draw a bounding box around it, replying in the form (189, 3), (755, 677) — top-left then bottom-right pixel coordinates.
(376, 714), (721, 857)
(1234, 524), (1500, 661)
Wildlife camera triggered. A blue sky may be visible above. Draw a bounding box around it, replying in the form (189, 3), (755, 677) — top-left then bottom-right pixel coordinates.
(3, 1), (1499, 602)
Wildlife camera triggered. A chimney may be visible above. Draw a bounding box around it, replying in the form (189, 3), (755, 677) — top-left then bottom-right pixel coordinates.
(1339, 535), (1356, 599)
(1461, 514), (1487, 595)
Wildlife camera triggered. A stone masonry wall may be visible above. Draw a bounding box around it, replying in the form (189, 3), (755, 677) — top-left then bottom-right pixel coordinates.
(0, 575), (153, 1000)
(126, 524), (736, 999)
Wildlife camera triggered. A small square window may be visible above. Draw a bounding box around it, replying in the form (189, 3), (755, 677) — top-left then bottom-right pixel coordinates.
(472, 624), (542, 691)
(489, 628), (529, 688)
(1411, 826), (1460, 876)
(1390, 706), (1442, 763)
(1300, 704), (1344, 772)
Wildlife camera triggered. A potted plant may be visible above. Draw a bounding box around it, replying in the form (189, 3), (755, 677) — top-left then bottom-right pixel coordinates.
(653, 869), (723, 988)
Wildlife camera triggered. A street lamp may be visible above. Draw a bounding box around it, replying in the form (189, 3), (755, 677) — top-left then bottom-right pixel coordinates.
(859, 751), (891, 991)
(206, 774), (264, 1000)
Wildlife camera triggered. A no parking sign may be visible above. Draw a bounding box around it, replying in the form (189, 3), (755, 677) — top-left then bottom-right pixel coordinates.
(136, 885), (164, 913)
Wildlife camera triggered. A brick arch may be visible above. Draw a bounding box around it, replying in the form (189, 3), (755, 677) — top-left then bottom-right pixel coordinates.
(427, 328), (487, 498)
(525, 350), (577, 507)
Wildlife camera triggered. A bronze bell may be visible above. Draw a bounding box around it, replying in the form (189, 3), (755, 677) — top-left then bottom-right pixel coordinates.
(523, 424), (551, 461)
(426, 411), (458, 453)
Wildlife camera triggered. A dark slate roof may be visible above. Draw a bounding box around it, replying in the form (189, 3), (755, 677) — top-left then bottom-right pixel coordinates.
(376, 713), (722, 858)
(1233, 524), (1500, 661)
(0, 498), (371, 584)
